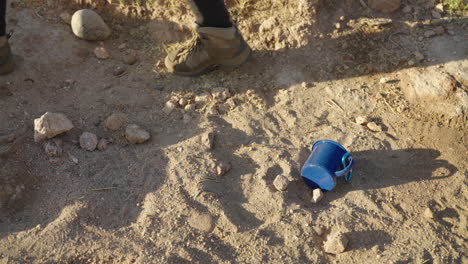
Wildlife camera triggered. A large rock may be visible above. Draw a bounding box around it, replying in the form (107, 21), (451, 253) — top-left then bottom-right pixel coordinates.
(71, 9), (111, 41)
(34, 112), (74, 142)
(125, 124), (150, 144)
(368, 0), (400, 13)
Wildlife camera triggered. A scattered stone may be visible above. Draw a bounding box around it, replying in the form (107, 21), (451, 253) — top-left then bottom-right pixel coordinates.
(323, 232), (349, 254)
(71, 9), (111, 41)
(163, 100), (178, 115)
(434, 26), (445, 35)
(194, 93), (212, 105)
(125, 124), (150, 144)
(188, 211), (215, 233)
(59, 12), (72, 25)
(123, 50), (138, 65)
(43, 139), (63, 157)
(313, 226), (324, 236)
(311, 188), (324, 203)
(368, 0), (401, 13)
(79, 132), (98, 151)
(366, 121), (383, 132)
(402, 5), (412, 13)
(216, 162), (232, 177)
(34, 112), (74, 142)
(178, 98), (189, 107)
(212, 87), (231, 101)
(113, 66), (125, 76)
(104, 113), (128, 131)
(273, 175), (289, 191)
(431, 10), (441, 19)
(184, 104), (196, 112)
(414, 51), (425, 62)
(94, 47), (109, 60)
(423, 207), (434, 219)
(97, 138), (108, 151)
(424, 30), (436, 38)
(355, 116), (368, 125)
(201, 131), (215, 149)
(68, 152), (78, 164)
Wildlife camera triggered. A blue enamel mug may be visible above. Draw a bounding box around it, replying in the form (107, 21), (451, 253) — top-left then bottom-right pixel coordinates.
(301, 140), (354, 191)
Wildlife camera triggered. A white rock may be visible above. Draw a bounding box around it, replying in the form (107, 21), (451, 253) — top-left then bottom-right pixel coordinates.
(34, 112), (74, 142)
(71, 9), (111, 41)
(94, 47), (109, 60)
(435, 3), (444, 13)
(355, 116), (368, 125)
(104, 113), (128, 131)
(366, 122), (383, 132)
(379, 77), (390, 84)
(79, 132), (98, 151)
(178, 98), (189, 107)
(125, 124), (150, 144)
(311, 188), (324, 203)
(273, 175), (289, 191)
(216, 162), (232, 176)
(324, 232), (349, 254)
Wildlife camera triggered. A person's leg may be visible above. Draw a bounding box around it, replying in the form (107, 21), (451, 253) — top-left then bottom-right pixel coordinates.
(0, 0), (14, 75)
(165, 0), (250, 77)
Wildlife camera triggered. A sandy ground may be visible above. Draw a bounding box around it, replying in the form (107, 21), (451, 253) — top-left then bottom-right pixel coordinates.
(0, 0), (467, 263)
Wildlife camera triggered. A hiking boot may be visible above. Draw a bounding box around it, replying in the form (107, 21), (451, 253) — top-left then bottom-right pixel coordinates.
(165, 26), (251, 76)
(0, 36), (14, 75)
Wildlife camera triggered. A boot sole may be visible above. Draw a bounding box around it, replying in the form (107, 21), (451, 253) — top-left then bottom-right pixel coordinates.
(0, 55), (14, 75)
(173, 45), (252, 77)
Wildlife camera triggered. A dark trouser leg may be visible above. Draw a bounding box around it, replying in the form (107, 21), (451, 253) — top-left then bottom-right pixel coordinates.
(188, 0), (232, 28)
(0, 0), (6, 36)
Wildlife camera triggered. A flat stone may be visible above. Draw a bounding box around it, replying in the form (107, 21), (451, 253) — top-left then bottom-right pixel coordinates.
(104, 113), (128, 131)
(188, 211), (215, 233)
(273, 175), (289, 191)
(71, 9), (111, 41)
(125, 124), (150, 144)
(79, 132), (98, 151)
(323, 232), (349, 254)
(34, 112), (74, 142)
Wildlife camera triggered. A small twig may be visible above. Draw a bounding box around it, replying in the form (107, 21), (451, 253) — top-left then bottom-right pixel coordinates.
(91, 187), (116, 192)
(328, 99), (345, 112)
(382, 98), (396, 113)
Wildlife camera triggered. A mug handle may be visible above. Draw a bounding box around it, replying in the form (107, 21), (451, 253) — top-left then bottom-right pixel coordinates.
(335, 153), (354, 177)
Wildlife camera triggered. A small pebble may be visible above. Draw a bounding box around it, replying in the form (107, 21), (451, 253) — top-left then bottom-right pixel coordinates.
(216, 162), (232, 176)
(273, 175), (289, 191)
(178, 98), (189, 107)
(94, 47), (109, 60)
(414, 51), (424, 62)
(79, 132), (98, 151)
(424, 30), (436, 38)
(367, 121), (382, 132)
(97, 138), (108, 151)
(408, 59), (416, 66)
(201, 131), (215, 149)
(323, 232), (349, 254)
(125, 124), (150, 144)
(104, 112), (128, 131)
(43, 139), (63, 157)
(195, 93), (212, 105)
(435, 3), (444, 13)
(379, 77), (390, 84)
(163, 100), (178, 115)
(123, 49), (138, 65)
(311, 188), (324, 203)
(113, 66), (125, 76)
(355, 116), (368, 125)
(423, 207), (434, 219)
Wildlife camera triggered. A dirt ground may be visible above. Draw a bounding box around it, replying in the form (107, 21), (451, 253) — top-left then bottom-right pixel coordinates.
(0, 0), (467, 263)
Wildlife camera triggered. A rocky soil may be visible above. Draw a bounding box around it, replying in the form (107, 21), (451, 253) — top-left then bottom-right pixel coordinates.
(0, 0), (467, 263)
